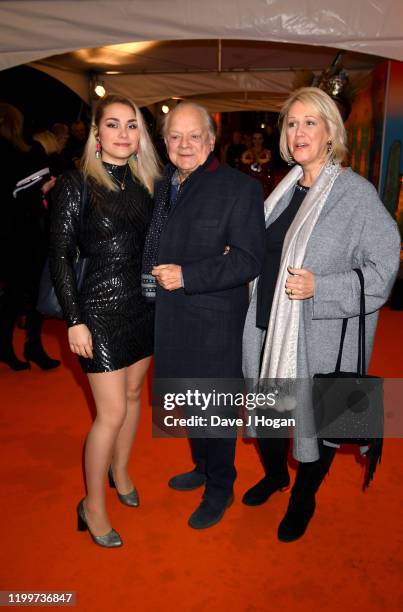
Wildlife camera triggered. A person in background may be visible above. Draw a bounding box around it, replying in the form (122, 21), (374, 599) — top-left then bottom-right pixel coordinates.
(264, 123), (288, 185)
(50, 94), (160, 548)
(0, 102), (60, 371)
(225, 130), (247, 169)
(242, 87), (400, 542)
(51, 123), (69, 153)
(240, 130), (275, 198)
(242, 132), (253, 150)
(33, 129), (68, 176)
(64, 119), (87, 169)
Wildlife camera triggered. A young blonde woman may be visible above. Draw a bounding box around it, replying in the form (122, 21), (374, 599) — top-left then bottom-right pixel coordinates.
(50, 95), (160, 547)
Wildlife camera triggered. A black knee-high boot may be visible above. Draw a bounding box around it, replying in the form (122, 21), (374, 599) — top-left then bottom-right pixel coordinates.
(242, 437), (290, 506)
(277, 442), (337, 542)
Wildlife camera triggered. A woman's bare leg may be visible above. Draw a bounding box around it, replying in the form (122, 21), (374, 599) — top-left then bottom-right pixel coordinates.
(111, 356), (151, 493)
(84, 368), (127, 535)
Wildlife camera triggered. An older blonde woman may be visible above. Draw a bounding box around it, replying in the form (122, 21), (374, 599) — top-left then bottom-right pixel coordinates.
(50, 95), (160, 547)
(242, 87), (400, 542)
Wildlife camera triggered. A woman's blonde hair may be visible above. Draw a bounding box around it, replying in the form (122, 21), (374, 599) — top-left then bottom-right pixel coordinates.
(278, 87), (347, 165)
(33, 130), (60, 155)
(82, 94), (160, 194)
(0, 102), (30, 153)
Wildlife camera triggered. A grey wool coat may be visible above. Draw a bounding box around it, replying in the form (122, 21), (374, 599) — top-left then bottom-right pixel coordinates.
(242, 167), (401, 461)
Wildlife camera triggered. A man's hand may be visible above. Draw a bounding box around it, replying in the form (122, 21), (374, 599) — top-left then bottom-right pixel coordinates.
(68, 324), (93, 358)
(285, 266), (315, 300)
(152, 264), (183, 291)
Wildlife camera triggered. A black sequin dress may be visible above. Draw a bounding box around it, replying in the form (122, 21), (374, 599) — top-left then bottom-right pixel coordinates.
(50, 164), (154, 373)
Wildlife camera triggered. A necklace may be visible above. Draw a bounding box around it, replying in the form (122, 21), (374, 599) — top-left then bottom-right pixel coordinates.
(120, 164), (129, 191)
(104, 162), (130, 190)
(295, 181), (309, 192)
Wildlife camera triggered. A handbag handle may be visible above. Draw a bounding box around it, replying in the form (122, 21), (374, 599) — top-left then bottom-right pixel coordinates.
(335, 268), (366, 376)
(355, 267), (366, 376)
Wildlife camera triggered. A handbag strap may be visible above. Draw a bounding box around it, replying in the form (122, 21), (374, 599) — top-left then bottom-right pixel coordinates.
(335, 318), (348, 372)
(354, 267), (366, 376)
(335, 268), (366, 375)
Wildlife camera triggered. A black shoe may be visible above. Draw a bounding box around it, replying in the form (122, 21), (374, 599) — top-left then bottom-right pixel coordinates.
(242, 475), (290, 506)
(24, 342), (61, 370)
(168, 470), (206, 491)
(188, 494), (234, 529)
(0, 350), (30, 371)
(277, 496), (316, 542)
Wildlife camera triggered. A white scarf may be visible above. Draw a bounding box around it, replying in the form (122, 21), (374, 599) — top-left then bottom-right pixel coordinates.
(258, 160), (342, 380)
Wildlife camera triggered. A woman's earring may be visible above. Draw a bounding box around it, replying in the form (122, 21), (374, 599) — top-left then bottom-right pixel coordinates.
(133, 152), (138, 161)
(287, 152), (294, 166)
(95, 137), (102, 159)
(327, 140), (333, 154)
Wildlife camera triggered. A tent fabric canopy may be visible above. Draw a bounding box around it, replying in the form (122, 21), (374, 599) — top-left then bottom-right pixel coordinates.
(1, 1), (402, 111)
(1, 0), (403, 70)
(28, 38), (378, 111)
(33, 65), (368, 113)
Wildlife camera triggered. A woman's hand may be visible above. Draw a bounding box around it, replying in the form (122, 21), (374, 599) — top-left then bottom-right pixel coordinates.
(285, 267), (315, 300)
(68, 324), (93, 358)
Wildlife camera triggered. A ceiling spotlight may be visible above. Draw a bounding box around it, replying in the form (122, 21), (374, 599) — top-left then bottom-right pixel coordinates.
(94, 82), (106, 97)
(161, 104), (170, 114)
(260, 123), (266, 129)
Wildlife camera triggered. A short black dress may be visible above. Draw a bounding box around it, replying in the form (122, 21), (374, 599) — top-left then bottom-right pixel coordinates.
(50, 164), (154, 373)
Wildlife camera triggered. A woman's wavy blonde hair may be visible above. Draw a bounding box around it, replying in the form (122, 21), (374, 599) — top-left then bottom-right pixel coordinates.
(82, 94), (160, 194)
(278, 87), (348, 165)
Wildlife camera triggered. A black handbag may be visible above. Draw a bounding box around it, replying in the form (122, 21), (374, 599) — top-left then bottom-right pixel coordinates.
(37, 178), (88, 319)
(313, 268), (384, 487)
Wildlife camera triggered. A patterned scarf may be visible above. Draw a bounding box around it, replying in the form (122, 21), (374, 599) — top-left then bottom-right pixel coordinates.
(259, 159), (342, 380)
(141, 165), (176, 301)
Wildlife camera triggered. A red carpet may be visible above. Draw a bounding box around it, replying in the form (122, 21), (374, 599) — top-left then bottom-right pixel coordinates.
(0, 308), (402, 611)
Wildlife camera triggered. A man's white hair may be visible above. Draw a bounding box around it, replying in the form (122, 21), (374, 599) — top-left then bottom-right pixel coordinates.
(162, 102), (216, 139)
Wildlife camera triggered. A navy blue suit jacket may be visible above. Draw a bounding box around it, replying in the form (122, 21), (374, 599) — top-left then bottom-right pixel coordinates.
(154, 155), (265, 378)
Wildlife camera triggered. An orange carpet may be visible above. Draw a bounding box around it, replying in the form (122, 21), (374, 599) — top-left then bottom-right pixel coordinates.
(0, 308), (402, 611)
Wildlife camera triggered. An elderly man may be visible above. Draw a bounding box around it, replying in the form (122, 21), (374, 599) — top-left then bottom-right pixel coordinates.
(143, 102), (265, 529)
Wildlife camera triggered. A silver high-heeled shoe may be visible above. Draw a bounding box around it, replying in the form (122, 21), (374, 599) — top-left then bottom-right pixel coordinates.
(108, 466), (140, 507)
(77, 499), (123, 548)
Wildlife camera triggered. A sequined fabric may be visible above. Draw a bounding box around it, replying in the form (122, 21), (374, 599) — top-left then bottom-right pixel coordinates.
(50, 164), (154, 373)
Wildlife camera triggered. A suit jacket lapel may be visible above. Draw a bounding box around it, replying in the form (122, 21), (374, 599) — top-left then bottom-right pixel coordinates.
(163, 153), (219, 226)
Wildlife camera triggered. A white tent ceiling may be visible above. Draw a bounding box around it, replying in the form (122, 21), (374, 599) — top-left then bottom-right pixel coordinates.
(1, 1), (402, 111)
(28, 40), (379, 111)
